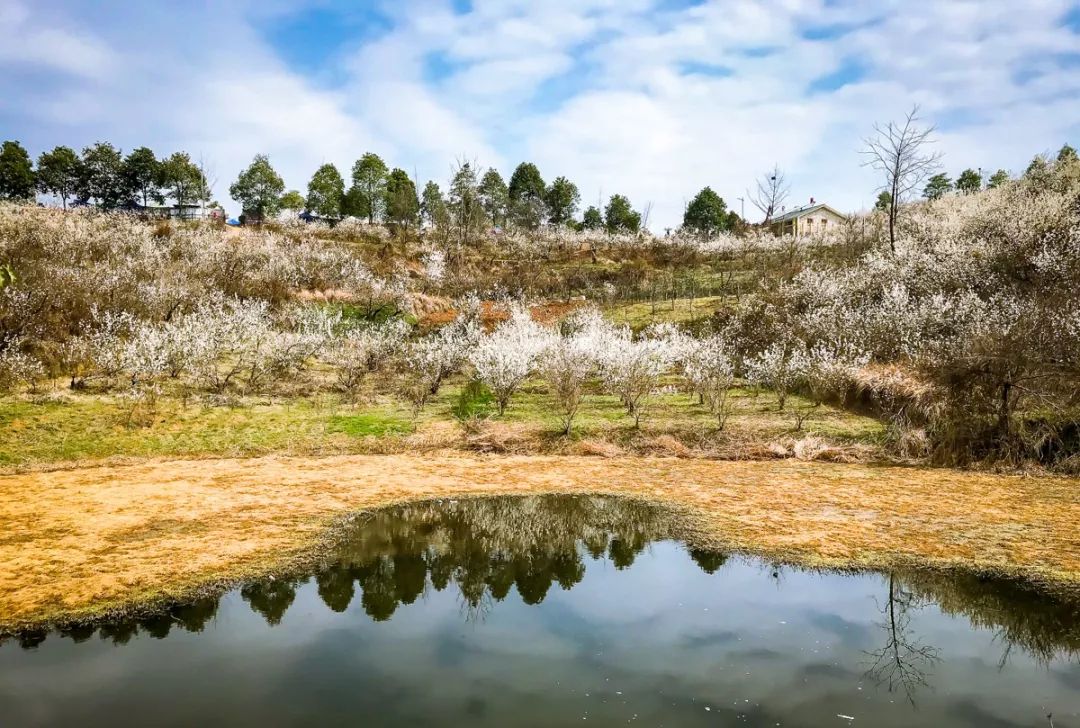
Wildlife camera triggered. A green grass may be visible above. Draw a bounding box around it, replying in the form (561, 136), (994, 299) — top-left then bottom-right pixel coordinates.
(0, 395), (415, 468)
(0, 378), (886, 468)
(326, 411), (414, 437)
(424, 376), (886, 444)
(320, 301), (418, 327)
(603, 295), (733, 329)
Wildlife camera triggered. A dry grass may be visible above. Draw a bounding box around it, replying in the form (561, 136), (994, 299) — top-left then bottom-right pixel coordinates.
(1, 453), (1077, 633)
(418, 299), (587, 328)
(604, 294), (732, 329)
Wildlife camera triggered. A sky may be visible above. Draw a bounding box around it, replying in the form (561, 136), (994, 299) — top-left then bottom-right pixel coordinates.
(1, 0), (1078, 230)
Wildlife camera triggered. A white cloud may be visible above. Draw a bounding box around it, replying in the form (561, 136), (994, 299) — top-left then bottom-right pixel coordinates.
(1, 0), (1077, 226)
(0, 1), (117, 78)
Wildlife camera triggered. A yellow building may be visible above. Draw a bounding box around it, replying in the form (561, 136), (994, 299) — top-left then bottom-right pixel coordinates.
(769, 202), (846, 236)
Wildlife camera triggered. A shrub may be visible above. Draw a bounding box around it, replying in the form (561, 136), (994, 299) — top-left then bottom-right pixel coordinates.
(452, 380), (495, 422)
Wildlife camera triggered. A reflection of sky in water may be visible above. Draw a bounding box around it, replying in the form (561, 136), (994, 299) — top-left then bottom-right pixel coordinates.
(2, 499), (1078, 727)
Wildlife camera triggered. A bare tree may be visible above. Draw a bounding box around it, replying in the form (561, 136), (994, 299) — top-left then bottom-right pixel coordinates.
(748, 165), (790, 225)
(861, 105), (942, 252)
(640, 200), (653, 232)
(196, 155), (218, 218)
(864, 573), (941, 706)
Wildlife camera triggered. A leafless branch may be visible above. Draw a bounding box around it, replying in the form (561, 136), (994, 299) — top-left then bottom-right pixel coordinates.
(861, 105), (942, 251)
(748, 164), (790, 224)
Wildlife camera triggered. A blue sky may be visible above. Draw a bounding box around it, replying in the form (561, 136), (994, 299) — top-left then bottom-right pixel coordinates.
(1, 0), (1079, 229)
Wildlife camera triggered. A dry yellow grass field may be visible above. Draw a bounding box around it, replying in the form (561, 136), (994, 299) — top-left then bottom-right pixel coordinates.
(1, 453), (1077, 633)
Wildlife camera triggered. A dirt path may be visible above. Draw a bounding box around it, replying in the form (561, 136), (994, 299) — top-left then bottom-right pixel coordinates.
(2, 453), (1078, 631)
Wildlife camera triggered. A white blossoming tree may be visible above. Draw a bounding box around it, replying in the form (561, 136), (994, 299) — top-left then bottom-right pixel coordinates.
(398, 297), (483, 413)
(744, 340), (807, 412)
(542, 308), (608, 434)
(595, 322), (677, 428)
(327, 318), (410, 394)
(683, 335), (737, 429)
(469, 303), (554, 416)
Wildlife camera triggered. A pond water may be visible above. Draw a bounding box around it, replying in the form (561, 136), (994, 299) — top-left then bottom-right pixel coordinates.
(1, 495), (1077, 727)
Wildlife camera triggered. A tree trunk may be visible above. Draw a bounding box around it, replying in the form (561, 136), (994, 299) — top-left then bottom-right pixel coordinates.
(888, 180), (899, 253)
(999, 381), (1012, 438)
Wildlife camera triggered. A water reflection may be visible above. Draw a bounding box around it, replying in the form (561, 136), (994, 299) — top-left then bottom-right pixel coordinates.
(307, 495), (677, 620)
(2, 495), (1078, 727)
(6, 495), (1077, 672)
(864, 573), (942, 705)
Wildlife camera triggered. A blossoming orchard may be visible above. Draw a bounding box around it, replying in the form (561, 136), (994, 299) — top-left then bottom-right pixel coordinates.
(1, 145), (1079, 469)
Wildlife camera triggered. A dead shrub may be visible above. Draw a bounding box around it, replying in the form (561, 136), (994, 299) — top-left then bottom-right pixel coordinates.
(574, 438), (624, 458)
(647, 434), (695, 458)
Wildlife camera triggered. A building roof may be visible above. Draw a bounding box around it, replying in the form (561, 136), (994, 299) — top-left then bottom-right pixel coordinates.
(770, 203), (846, 224)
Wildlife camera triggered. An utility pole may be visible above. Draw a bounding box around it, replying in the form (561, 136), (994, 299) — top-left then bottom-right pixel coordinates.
(737, 196), (745, 220)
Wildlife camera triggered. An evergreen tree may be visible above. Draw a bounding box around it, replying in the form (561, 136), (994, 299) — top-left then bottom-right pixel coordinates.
(507, 162), (546, 229)
(306, 163), (345, 220)
(582, 205), (603, 230)
(385, 168), (419, 228)
(160, 152), (206, 211)
(78, 142), (128, 208)
(1057, 144), (1078, 165)
(682, 186), (729, 236)
(230, 154), (285, 223)
(1025, 155), (1049, 178)
(123, 147), (164, 207)
(956, 168), (982, 194)
(922, 173), (953, 200)
(1024, 155), (1052, 189)
(448, 162), (484, 246)
(545, 176), (580, 226)
(874, 191), (892, 211)
(987, 169), (1010, 189)
(604, 194), (641, 234)
(36, 145), (80, 209)
(421, 180), (448, 230)
(478, 168), (509, 228)
(279, 190), (305, 213)
(349, 152), (388, 223)
(0, 140), (36, 202)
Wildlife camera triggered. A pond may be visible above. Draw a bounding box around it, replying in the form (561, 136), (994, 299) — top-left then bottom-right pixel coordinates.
(1, 495), (1077, 727)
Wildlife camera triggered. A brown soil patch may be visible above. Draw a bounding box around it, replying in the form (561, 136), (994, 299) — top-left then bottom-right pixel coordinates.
(1, 454), (1077, 631)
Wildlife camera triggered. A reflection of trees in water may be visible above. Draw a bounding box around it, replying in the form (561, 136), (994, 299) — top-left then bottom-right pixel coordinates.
(316, 567), (355, 613)
(689, 548), (729, 575)
(209, 495), (687, 626)
(896, 569), (1080, 666)
(864, 569), (1080, 705)
(241, 578), (300, 626)
(14, 594), (223, 648)
(8, 496), (1078, 664)
(864, 573), (941, 706)
(324, 495), (682, 619)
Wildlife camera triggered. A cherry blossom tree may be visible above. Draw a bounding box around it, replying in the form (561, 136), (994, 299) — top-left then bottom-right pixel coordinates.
(327, 319), (409, 395)
(744, 340), (808, 412)
(595, 322), (677, 428)
(469, 303), (554, 415)
(541, 309), (607, 434)
(683, 335), (737, 429)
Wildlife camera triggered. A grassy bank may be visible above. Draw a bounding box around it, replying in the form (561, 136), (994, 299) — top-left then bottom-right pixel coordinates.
(1, 454), (1077, 633)
(0, 383), (885, 471)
